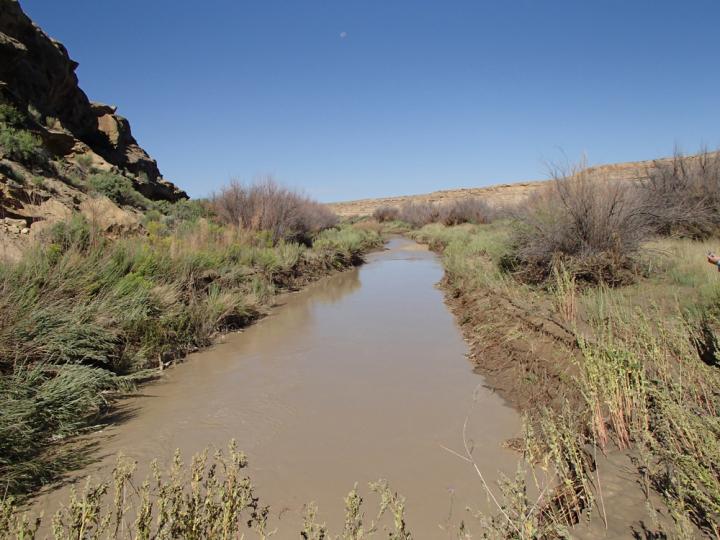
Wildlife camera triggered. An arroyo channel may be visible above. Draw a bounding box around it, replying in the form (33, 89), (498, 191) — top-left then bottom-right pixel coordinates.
(31, 237), (523, 537)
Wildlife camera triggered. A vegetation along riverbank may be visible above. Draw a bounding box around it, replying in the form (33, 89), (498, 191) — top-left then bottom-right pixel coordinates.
(2, 1), (718, 535)
(0, 183), (381, 500)
(406, 152), (720, 537)
(10, 153), (719, 539)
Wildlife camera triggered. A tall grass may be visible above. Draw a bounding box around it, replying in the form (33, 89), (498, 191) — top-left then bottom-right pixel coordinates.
(0, 215), (380, 497)
(0, 364), (132, 495)
(577, 311), (720, 534)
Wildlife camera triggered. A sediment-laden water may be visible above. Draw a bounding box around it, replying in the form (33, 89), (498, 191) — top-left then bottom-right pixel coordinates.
(31, 238), (522, 537)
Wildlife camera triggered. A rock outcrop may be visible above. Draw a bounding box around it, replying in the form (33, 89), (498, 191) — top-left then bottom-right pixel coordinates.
(0, 0), (185, 202)
(0, 0), (189, 261)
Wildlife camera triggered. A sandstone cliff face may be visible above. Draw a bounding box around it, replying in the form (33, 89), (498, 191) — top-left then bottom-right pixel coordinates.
(0, 0), (188, 260)
(0, 0), (185, 202)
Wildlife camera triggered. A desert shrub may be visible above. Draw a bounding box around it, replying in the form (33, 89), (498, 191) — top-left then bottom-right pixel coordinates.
(163, 198), (211, 223)
(380, 199), (500, 228)
(438, 197), (493, 225)
(48, 214), (93, 252)
(0, 103), (42, 164)
(0, 162), (25, 183)
(398, 201), (440, 227)
(87, 172), (150, 208)
(211, 177), (338, 243)
(372, 205), (400, 222)
(509, 164), (647, 285)
(0, 127), (41, 163)
(0, 103), (25, 126)
(638, 150), (720, 239)
(75, 153), (94, 174)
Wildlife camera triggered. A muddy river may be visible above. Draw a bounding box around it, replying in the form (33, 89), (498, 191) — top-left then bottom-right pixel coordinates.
(32, 237), (522, 537)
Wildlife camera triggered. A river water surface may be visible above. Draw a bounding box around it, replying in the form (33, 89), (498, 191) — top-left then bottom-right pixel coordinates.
(32, 237), (522, 537)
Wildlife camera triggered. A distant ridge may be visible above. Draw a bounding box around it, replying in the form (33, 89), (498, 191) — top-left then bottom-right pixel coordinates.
(327, 155), (673, 217)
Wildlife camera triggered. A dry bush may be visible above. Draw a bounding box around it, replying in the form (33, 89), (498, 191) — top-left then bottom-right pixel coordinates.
(372, 205), (400, 222)
(211, 177), (338, 243)
(638, 149), (720, 239)
(398, 201), (440, 227)
(509, 163), (648, 285)
(438, 197), (493, 226)
(394, 198), (496, 227)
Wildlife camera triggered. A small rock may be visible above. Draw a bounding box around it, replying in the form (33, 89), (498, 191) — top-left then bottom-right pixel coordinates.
(20, 227), (30, 234)
(3, 218), (26, 228)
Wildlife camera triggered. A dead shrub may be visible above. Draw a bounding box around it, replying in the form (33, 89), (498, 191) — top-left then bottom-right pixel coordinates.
(438, 197), (493, 225)
(398, 201), (440, 227)
(509, 163), (648, 285)
(638, 149), (720, 239)
(372, 205), (400, 222)
(211, 177), (338, 243)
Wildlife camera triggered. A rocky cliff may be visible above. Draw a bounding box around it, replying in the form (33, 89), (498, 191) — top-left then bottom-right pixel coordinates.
(0, 0), (186, 259)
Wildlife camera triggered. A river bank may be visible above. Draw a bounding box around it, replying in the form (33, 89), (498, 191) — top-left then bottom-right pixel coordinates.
(0, 217), (382, 499)
(13, 237), (523, 538)
(412, 222), (720, 538)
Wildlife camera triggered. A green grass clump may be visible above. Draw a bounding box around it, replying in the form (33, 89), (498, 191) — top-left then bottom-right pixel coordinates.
(313, 226), (382, 266)
(411, 222), (514, 290)
(0, 364), (132, 495)
(0, 216), (380, 498)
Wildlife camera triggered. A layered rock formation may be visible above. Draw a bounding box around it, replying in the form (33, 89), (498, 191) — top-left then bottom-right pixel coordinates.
(0, 0), (185, 201)
(0, 0), (187, 260)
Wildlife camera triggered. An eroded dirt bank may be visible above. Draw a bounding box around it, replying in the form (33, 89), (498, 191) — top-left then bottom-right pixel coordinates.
(426, 243), (683, 538)
(29, 238), (523, 537)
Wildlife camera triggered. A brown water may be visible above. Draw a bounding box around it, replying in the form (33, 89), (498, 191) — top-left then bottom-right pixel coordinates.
(31, 237), (522, 537)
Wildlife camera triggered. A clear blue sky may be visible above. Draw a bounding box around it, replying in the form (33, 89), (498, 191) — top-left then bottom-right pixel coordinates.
(21, 0), (720, 202)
